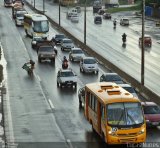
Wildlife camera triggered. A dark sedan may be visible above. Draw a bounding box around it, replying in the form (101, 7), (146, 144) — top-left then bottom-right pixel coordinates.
(52, 34), (65, 45)
(100, 73), (124, 84)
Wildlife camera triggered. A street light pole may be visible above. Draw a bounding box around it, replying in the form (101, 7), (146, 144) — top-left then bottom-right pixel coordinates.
(34, 0), (35, 8)
(141, 0), (145, 85)
(84, 0), (86, 45)
(43, 0), (45, 14)
(59, 0), (61, 26)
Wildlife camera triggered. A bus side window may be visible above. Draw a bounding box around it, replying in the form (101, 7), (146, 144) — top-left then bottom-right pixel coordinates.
(101, 106), (105, 119)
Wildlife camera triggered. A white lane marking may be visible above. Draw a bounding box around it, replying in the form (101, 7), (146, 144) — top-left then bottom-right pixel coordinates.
(66, 139), (74, 148)
(36, 75), (41, 82)
(48, 99), (55, 109)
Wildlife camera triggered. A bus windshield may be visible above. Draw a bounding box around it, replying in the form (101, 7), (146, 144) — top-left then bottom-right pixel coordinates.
(33, 20), (49, 33)
(107, 102), (144, 126)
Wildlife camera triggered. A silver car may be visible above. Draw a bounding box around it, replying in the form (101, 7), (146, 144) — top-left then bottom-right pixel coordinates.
(61, 38), (74, 51)
(69, 48), (85, 62)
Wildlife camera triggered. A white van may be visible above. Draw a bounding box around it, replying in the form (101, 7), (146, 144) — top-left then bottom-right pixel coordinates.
(15, 9), (27, 26)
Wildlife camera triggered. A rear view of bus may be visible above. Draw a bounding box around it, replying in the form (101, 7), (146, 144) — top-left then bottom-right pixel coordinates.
(84, 82), (146, 145)
(24, 14), (49, 38)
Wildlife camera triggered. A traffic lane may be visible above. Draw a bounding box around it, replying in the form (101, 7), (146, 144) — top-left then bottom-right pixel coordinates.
(0, 6), (66, 143)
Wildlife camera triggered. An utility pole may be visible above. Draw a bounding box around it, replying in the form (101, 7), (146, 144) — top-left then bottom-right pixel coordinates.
(59, 0), (61, 26)
(43, 0), (45, 14)
(84, 0), (86, 45)
(34, 0), (35, 8)
(141, 0), (145, 85)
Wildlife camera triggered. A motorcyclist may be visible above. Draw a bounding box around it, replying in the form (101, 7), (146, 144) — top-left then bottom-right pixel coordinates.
(113, 19), (117, 28)
(122, 33), (127, 43)
(27, 59), (35, 70)
(62, 56), (68, 69)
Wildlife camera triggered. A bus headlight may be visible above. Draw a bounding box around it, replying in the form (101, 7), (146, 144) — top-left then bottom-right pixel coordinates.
(108, 130), (116, 136)
(138, 128), (145, 134)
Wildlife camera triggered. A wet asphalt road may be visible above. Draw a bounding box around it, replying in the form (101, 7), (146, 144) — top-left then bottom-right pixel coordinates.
(25, 0), (160, 96)
(0, 1), (160, 148)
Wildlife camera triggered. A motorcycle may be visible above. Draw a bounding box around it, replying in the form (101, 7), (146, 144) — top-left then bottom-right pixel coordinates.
(22, 63), (34, 76)
(62, 61), (68, 69)
(122, 37), (126, 44)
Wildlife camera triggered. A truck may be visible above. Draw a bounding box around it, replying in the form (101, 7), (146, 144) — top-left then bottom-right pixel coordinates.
(36, 40), (57, 63)
(104, 0), (119, 8)
(93, 0), (102, 13)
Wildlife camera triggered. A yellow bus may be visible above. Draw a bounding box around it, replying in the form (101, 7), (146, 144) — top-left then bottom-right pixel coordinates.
(60, 0), (76, 6)
(24, 14), (49, 38)
(84, 82), (146, 145)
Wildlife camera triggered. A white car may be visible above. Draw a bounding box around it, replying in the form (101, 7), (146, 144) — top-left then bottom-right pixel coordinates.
(57, 68), (77, 88)
(69, 48), (85, 62)
(71, 14), (79, 23)
(80, 57), (99, 74)
(120, 18), (129, 26)
(61, 38), (74, 51)
(118, 84), (139, 98)
(66, 9), (78, 19)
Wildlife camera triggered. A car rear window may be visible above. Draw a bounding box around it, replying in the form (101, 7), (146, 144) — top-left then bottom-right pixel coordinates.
(123, 87), (136, 94)
(143, 105), (160, 114)
(84, 59), (96, 64)
(60, 71), (74, 77)
(105, 75), (122, 82)
(72, 50), (83, 54)
(63, 40), (72, 43)
(39, 46), (53, 52)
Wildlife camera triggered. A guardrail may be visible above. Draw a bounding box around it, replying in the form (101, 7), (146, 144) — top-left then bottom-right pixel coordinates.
(25, 2), (160, 105)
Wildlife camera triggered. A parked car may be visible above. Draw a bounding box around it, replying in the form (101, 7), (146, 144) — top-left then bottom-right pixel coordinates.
(61, 38), (74, 51)
(94, 15), (102, 24)
(139, 35), (152, 47)
(141, 102), (160, 127)
(80, 57), (99, 74)
(57, 68), (77, 88)
(100, 73), (124, 84)
(69, 48), (85, 62)
(78, 87), (85, 107)
(120, 18), (129, 26)
(118, 84), (138, 98)
(71, 14), (79, 23)
(52, 34), (65, 45)
(103, 13), (111, 19)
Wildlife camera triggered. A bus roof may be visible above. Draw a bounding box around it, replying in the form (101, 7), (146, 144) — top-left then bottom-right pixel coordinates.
(85, 82), (140, 104)
(24, 14), (48, 21)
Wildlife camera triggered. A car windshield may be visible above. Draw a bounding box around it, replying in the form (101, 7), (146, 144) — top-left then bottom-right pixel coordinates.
(123, 86), (136, 94)
(39, 46), (53, 52)
(123, 19), (129, 22)
(72, 50), (83, 54)
(60, 71), (74, 77)
(63, 40), (72, 43)
(107, 102), (144, 126)
(84, 59), (96, 64)
(143, 105), (160, 114)
(56, 35), (65, 39)
(105, 75), (122, 82)
(33, 20), (49, 33)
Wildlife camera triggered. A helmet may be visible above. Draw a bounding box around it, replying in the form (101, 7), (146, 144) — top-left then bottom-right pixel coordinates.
(63, 56), (66, 59)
